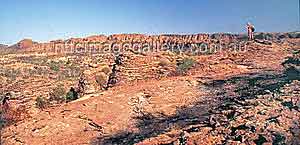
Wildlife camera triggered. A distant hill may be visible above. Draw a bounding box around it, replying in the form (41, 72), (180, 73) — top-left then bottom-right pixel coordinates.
(0, 44), (8, 49)
(7, 39), (37, 49)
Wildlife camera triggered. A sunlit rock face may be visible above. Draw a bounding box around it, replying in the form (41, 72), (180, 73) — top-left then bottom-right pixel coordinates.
(12, 32), (300, 52)
(13, 39), (34, 49)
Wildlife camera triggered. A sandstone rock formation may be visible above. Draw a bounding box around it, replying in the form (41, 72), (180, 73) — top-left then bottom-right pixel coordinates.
(17, 39), (35, 49)
(5, 32), (295, 53)
(8, 39), (36, 50)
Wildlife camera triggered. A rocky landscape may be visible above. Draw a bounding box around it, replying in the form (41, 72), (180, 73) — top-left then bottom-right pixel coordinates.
(0, 32), (300, 145)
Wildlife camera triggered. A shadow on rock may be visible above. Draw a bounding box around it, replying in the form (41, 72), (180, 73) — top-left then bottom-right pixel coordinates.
(93, 99), (216, 144)
(92, 55), (300, 144)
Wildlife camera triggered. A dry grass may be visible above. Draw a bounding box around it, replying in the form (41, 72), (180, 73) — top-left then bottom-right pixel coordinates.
(95, 72), (108, 87)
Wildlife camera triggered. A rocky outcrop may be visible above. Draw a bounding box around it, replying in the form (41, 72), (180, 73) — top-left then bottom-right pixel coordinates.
(17, 39), (35, 49)
(8, 39), (36, 50)
(26, 33), (237, 52)
(7, 32), (300, 52)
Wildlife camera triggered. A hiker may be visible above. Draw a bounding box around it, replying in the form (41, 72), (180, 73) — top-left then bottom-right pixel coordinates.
(246, 22), (255, 40)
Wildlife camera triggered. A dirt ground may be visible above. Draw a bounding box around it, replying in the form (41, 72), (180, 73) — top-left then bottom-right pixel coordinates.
(1, 39), (300, 145)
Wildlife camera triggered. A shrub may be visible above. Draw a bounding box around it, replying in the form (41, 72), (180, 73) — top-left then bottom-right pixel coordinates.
(49, 85), (66, 103)
(65, 87), (79, 102)
(49, 61), (60, 71)
(35, 96), (47, 109)
(66, 58), (71, 65)
(95, 72), (108, 87)
(101, 66), (111, 75)
(176, 58), (196, 75)
(0, 110), (6, 130)
(288, 32), (300, 38)
(158, 58), (170, 67)
(255, 33), (274, 40)
(0, 104), (28, 127)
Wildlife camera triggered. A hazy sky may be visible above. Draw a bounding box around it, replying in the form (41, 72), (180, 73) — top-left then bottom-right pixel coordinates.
(0, 0), (299, 44)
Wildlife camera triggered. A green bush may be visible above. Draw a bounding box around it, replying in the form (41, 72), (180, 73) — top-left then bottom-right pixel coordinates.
(65, 87), (79, 102)
(49, 61), (60, 71)
(176, 58), (196, 75)
(35, 96), (47, 109)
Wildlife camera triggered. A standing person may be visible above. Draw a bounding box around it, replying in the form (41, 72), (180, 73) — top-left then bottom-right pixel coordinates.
(246, 22), (255, 40)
